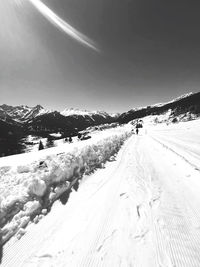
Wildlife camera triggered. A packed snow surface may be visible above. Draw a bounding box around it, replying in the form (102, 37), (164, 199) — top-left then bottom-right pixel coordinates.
(1, 119), (200, 267)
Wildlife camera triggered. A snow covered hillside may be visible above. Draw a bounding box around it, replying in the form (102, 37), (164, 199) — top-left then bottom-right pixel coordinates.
(118, 91), (200, 124)
(1, 118), (200, 267)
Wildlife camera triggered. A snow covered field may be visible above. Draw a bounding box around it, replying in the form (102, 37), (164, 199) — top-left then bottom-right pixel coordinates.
(1, 118), (200, 266)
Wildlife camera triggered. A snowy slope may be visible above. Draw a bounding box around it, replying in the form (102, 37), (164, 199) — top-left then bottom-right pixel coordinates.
(1, 119), (200, 266)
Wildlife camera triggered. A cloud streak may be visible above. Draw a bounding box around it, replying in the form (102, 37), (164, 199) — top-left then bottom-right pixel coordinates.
(28, 0), (99, 52)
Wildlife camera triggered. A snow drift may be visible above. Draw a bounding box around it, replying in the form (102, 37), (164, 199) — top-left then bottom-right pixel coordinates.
(0, 125), (132, 245)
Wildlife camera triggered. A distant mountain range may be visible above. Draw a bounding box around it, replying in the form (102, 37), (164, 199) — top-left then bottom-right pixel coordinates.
(0, 91), (200, 138)
(0, 105), (118, 138)
(0, 104), (44, 123)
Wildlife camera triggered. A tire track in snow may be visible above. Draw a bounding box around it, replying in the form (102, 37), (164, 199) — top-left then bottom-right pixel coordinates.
(133, 136), (169, 267)
(150, 135), (200, 171)
(78, 136), (138, 266)
(146, 135), (200, 266)
(79, 135), (156, 266)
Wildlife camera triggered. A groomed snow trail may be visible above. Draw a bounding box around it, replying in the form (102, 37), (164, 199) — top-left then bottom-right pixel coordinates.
(2, 128), (200, 266)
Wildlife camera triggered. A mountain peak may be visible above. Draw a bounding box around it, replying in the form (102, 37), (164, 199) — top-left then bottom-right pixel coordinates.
(34, 104), (43, 109)
(61, 108), (93, 117)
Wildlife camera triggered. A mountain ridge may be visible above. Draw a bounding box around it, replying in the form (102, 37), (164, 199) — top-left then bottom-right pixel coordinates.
(117, 91), (200, 124)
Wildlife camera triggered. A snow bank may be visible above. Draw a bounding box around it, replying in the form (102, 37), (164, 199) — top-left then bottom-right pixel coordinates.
(0, 125), (132, 245)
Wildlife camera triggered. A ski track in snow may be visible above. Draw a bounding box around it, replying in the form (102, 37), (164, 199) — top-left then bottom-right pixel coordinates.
(1, 123), (200, 267)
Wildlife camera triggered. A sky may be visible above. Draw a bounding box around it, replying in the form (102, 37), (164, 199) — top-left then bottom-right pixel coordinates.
(0, 0), (200, 113)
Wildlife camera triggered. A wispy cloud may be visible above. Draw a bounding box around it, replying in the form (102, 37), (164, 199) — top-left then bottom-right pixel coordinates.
(27, 0), (99, 52)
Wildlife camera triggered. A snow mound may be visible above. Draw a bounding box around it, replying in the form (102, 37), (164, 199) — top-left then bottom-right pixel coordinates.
(28, 178), (47, 197)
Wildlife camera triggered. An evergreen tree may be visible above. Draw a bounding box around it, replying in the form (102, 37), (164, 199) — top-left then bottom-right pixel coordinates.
(38, 140), (44, 150)
(78, 133), (82, 140)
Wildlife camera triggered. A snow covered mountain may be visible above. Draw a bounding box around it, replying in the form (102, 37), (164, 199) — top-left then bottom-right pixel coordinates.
(117, 91), (200, 124)
(28, 109), (116, 134)
(0, 106), (24, 138)
(61, 108), (108, 117)
(0, 104), (45, 122)
(0, 108), (18, 125)
(0, 105), (55, 138)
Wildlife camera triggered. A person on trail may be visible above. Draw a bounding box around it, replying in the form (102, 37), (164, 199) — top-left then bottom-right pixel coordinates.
(136, 127), (139, 135)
